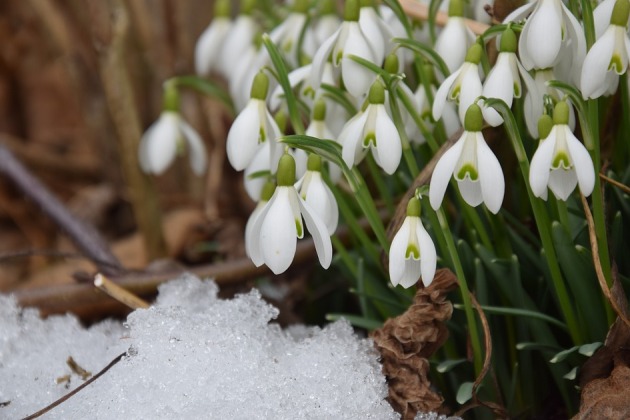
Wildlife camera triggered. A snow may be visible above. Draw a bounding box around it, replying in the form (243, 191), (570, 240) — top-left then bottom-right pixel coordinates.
(0, 274), (398, 419)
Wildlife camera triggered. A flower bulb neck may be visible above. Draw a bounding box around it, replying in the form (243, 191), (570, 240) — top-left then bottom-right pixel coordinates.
(319, 0), (337, 15)
(307, 153), (322, 171)
(538, 114), (553, 139)
(313, 99), (327, 121)
(214, 0), (230, 18)
(465, 43), (483, 64)
(464, 104), (483, 132)
(260, 181), (277, 201)
(162, 82), (180, 112)
(448, 0), (464, 17)
(368, 81), (386, 105)
(250, 72), (269, 100)
(344, 0), (360, 21)
(421, 63), (435, 84)
(384, 54), (399, 74)
(360, 0), (375, 8)
(277, 154), (296, 186)
(274, 110), (288, 133)
(552, 101), (570, 125)
(500, 28), (517, 53)
(611, 0), (630, 26)
(241, 0), (256, 15)
(406, 197), (421, 217)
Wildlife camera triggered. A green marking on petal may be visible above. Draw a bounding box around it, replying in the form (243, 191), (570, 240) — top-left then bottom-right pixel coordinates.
(513, 82), (521, 98)
(259, 126), (267, 144)
(457, 163), (479, 181)
(363, 132), (376, 147)
(282, 40), (293, 53)
(295, 218), (304, 237)
(335, 50), (344, 65)
(449, 85), (461, 101)
(405, 244), (420, 259)
(609, 54), (623, 73)
(552, 152), (572, 169)
(303, 86), (316, 100)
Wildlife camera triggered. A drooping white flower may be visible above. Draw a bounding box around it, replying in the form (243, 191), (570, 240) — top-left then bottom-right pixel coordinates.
(313, 0), (342, 45)
(226, 72), (282, 171)
(217, 4), (258, 78)
(139, 86), (207, 176)
(246, 154), (333, 274)
(430, 104), (505, 214)
(194, 0), (231, 76)
(504, 0), (586, 73)
(268, 0), (315, 67)
(245, 181), (276, 261)
(529, 102), (595, 200)
(389, 197), (437, 288)
(305, 100), (342, 183)
(338, 80), (402, 174)
(481, 28), (540, 127)
(310, 0), (377, 98)
(229, 44), (271, 112)
(379, 5), (410, 65)
(433, 43), (484, 124)
(435, 0), (476, 73)
(580, 0), (630, 99)
(414, 83), (460, 144)
(358, 0), (393, 66)
(296, 154), (339, 234)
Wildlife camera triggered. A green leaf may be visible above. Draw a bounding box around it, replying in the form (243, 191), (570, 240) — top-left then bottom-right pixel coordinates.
(393, 38), (450, 78)
(550, 346), (579, 363)
(579, 342), (602, 356)
(546, 80), (593, 149)
(246, 170), (272, 180)
(456, 382), (475, 404)
(325, 313), (383, 330)
(169, 76), (234, 113)
(436, 358), (468, 373)
(516, 342), (561, 352)
(563, 366), (578, 380)
(453, 303), (567, 330)
(320, 83), (358, 116)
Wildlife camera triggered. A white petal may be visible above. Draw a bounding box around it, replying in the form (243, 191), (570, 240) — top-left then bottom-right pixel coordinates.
(359, 7), (386, 64)
(139, 113), (179, 175)
(562, 3), (587, 86)
(310, 28), (341, 92)
(226, 100), (263, 171)
(260, 188), (298, 274)
(517, 60), (542, 134)
(179, 119), (207, 175)
(298, 194), (333, 269)
(245, 201), (268, 266)
(458, 178), (484, 207)
(194, 18), (231, 76)
(341, 23), (376, 97)
(482, 53), (515, 126)
(302, 172), (338, 234)
(340, 111), (369, 168)
(314, 15), (342, 45)
(418, 222), (437, 287)
(388, 217), (414, 287)
(429, 135), (466, 210)
(549, 167), (578, 200)
(270, 64), (312, 111)
(593, 0), (616, 38)
(436, 17), (473, 73)
(565, 128), (595, 196)
(525, 0), (563, 69)
(457, 65), (483, 123)
(529, 131), (557, 199)
(244, 143), (272, 201)
(433, 70), (461, 121)
(581, 28), (617, 99)
(503, 1), (536, 24)
(476, 132), (505, 213)
(372, 106), (402, 174)
(218, 16), (257, 77)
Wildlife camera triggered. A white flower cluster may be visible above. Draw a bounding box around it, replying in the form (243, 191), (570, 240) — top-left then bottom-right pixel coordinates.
(138, 0), (624, 287)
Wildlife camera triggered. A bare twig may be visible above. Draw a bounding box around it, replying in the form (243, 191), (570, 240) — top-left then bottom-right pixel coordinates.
(21, 352), (126, 420)
(0, 144), (123, 276)
(599, 173), (630, 195)
(580, 193), (630, 328)
(399, 0), (490, 35)
(94, 273), (150, 309)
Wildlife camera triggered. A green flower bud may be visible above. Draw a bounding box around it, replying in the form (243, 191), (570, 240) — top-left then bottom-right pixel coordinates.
(406, 197), (421, 217)
(465, 43), (483, 65)
(368, 81), (386, 105)
(537, 114), (553, 139)
(344, 0), (360, 21)
(313, 99), (327, 121)
(307, 153), (322, 171)
(464, 104), (483, 132)
(215, 0), (231, 17)
(277, 153), (297, 186)
(162, 81), (180, 112)
(500, 28), (517, 53)
(421, 63), (435, 85)
(384, 54), (399, 74)
(274, 110), (288, 133)
(448, 0), (464, 17)
(260, 180), (277, 201)
(552, 101), (570, 125)
(250, 72), (269, 100)
(611, 0), (630, 27)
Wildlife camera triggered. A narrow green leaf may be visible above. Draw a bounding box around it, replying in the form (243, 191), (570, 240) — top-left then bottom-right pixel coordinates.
(320, 83), (358, 116)
(550, 346), (579, 363)
(436, 358), (468, 373)
(453, 303), (568, 330)
(563, 366), (578, 380)
(169, 76), (234, 113)
(456, 382), (475, 404)
(516, 342), (561, 352)
(579, 342), (602, 356)
(393, 38), (450, 78)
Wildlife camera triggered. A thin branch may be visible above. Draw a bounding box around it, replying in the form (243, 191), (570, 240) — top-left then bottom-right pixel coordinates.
(94, 273), (150, 309)
(599, 173), (630, 195)
(0, 144), (123, 276)
(21, 352), (126, 420)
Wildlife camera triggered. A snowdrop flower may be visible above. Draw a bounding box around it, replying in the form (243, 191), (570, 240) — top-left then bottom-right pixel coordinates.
(194, 0), (231, 76)
(430, 104), (505, 214)
(245, 181), (276, 261)
(139, 86), (206, 176)
(310, 0), (377, 98)
(246, 154), (333, 274)
(296, 154), (339, 234)
(217, 0), (258, 78)
(358, 0), (393, 66)
(504, 0), (586, 72)
(594, 0), (618, 38)
(339, 80), (402, 174)
(529, 102), (595, 200)
(389, 197), (437, 288)
(379, 5), (410, 65)
(433, 43), (484, 124)
(313, 0), (342, 45)
(269, 0), (314, 67)
(227, 72), (282, 171)
(229, 40), (271, 112)
(481, 28), (540, 127)
(305, 100), (342, 183)
(580, 0), (630, 99)
(435, 0), (476, 73)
